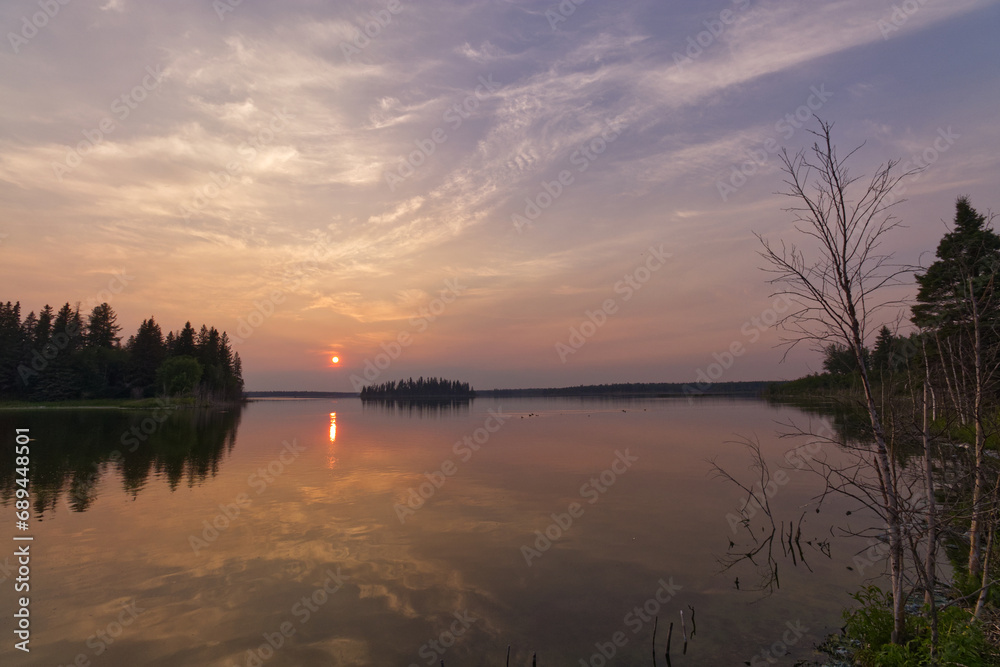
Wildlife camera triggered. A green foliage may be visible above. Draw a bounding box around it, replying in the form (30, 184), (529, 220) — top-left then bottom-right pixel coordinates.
(126, 317), (166, 395)
(941, 533), (1000, 608)
(79, 346), (130, 399)
(912, 196), (1000, 333)
(772, 330), (921, 400)
(173, 322), (197, 357)
(928, 414), (1000, 451)
(0, 301), (25, 397)
(85, 303), (122, 349)
(155, 356), (203, 396)
(823, 343), (868, 375)
(911, 197), (1000, 406)
(844, 585), (898, 652)
(0, 301), (243, 402)
(843, 585), (994, 666)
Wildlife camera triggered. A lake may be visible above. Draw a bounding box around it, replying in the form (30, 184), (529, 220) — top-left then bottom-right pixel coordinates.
(0, 397), (877, 666)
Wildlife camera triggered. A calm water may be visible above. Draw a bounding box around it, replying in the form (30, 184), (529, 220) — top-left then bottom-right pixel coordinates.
(0, 397), (876, 666)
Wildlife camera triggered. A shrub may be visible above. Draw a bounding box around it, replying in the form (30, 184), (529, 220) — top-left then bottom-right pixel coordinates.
(843, 585), (993, 666)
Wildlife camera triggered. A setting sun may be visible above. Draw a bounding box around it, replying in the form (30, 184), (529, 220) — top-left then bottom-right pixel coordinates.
(331, 356), (340, 364)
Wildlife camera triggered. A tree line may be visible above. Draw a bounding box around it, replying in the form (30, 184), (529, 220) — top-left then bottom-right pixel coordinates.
(0, 301), (243, 402)
(817, 326), (916, 376)
(489, 381), (771, 397)
(360, 377), (475, 400)
(726, 118), (1000, 662)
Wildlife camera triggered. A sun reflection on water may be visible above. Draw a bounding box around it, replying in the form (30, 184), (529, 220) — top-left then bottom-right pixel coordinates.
(328, 412), (338, 469)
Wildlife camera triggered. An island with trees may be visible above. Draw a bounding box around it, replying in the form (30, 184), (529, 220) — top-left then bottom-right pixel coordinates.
(0, 302), (243, 404)
(359, 376), (475, 401)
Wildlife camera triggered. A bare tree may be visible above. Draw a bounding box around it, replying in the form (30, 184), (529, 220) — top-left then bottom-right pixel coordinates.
(920, 337), (940, 657)
(756, 118), (918, 642)
(960, 269), (1000, 583)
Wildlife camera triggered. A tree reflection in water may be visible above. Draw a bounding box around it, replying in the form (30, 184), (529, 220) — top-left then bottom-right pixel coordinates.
(0, 405), (243, 515)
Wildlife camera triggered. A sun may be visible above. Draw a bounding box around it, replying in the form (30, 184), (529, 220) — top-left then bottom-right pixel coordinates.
(330, 356), (340, 364)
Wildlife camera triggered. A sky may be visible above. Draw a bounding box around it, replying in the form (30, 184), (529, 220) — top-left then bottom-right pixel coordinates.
(2, 0), (999, 391)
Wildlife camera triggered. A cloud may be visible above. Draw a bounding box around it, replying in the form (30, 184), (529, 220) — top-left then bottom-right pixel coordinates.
(456, 40), (505, 62)
(367, 197), (426, 225)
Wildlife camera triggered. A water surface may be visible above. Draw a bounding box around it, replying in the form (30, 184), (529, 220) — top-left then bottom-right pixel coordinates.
(0, 397), (875, 666)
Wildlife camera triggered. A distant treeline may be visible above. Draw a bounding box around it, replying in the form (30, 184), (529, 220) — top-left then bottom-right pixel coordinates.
(245, 391), (358, 399)
(487, 381), (772, 398)
(360, 377), (475, 400)
(0, 301), (243, 402)
(766, 326), (921, 396)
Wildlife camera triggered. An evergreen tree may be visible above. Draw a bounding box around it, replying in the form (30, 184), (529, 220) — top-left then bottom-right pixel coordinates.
(871, 326), (896, 374)
(912, 196), (1000, 334)
(34, 304), (53, 347)
(823, 343), (868, 375)
(28, 303), (85, 400)
(51, 303), (84, 352)
(85, 303), (122, 349)
(174, 322), (197, 357)
(0, 302), (24, 398)
(196, 326), (221, 393)
(126, 317), (166, 396)
(219, 332), (234, 374)
(0, 300), (243, 402)
(360, 376), (475, 399)
(20, 311), (38, 344)
(79, 303), (127, 395)
(0, 302), (244, 401)
(231, 352), (244, 396)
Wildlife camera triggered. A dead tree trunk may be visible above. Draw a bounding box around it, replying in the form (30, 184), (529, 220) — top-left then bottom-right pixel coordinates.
(922, 347), (939, 658)
(969, 278), (985, 579)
